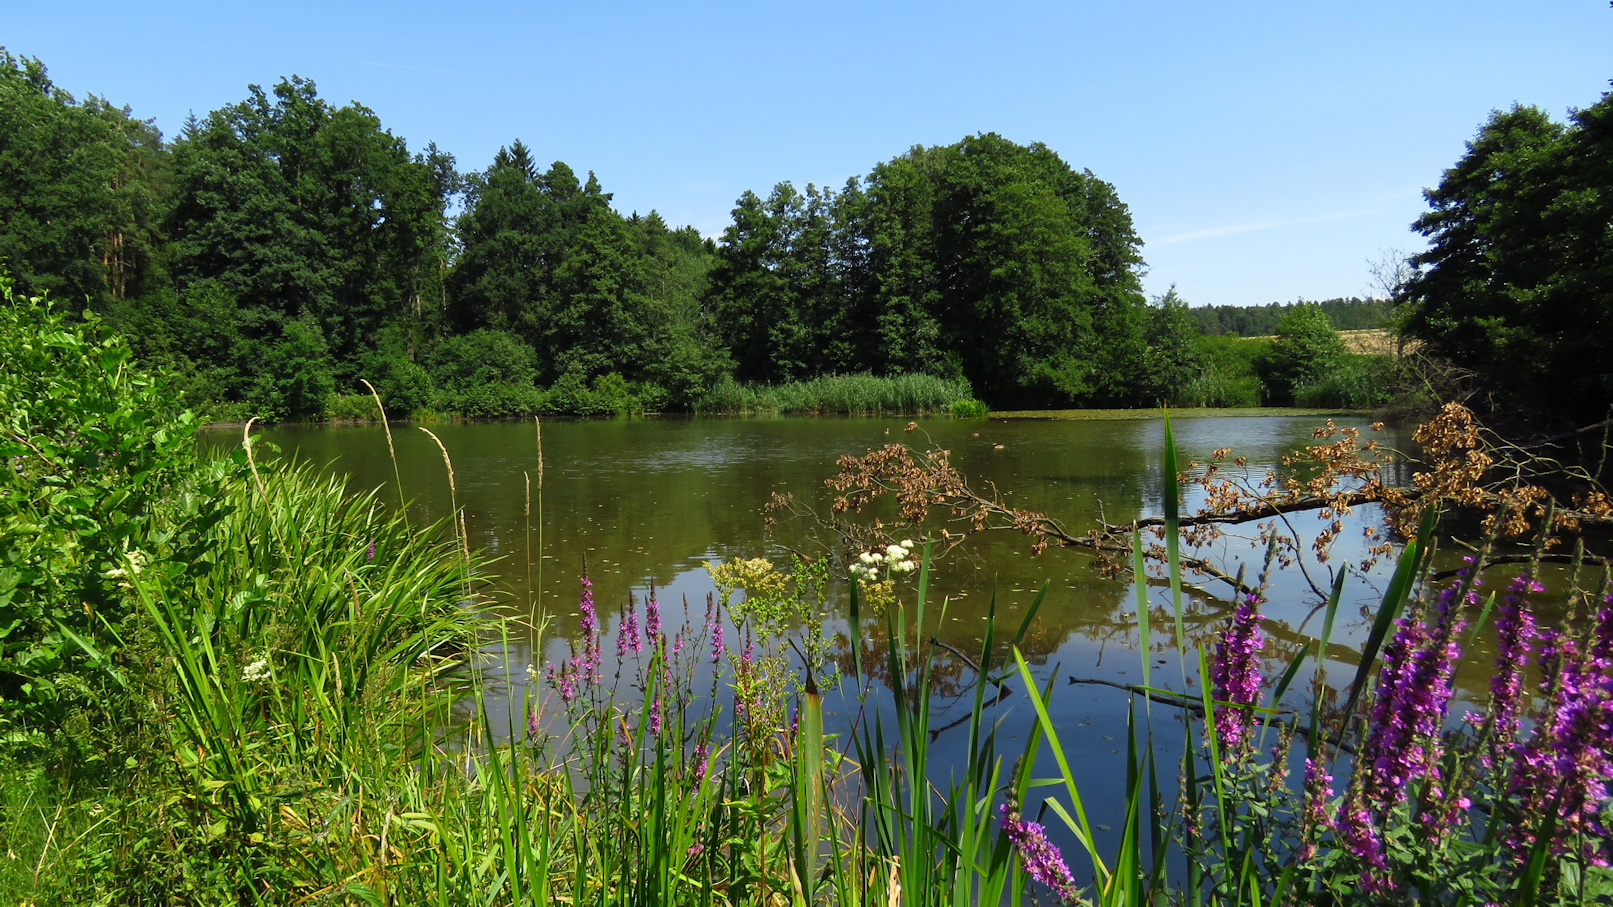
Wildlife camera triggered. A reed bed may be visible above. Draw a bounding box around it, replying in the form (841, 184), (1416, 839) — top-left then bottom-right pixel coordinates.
(693, 373), (978, 416)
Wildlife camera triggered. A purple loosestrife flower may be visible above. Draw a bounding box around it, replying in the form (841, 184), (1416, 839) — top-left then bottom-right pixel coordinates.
(1505, 604), (1613, 868)
(365, 540), (375, 562)
(646, 584), (661, 645)
(1299, 758), (1335, 862)
(547, 663), (577, 704)
(527, 705), (542, 740)
(691, 743), (709, 788)
(1210, 595), (1265, 753)
(999, 804), (1083, 905)
(619, 596), (641, 658)
(1482, 576), (1540, 764)
(577, 574), (602, 683)
(1336, 800), (1393, 896)
(1359, 576), (1467, 810)
(704, 594), (725, 661)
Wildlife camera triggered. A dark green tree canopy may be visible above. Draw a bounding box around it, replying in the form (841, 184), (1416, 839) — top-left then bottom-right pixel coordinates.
(1400, 90), (1613, 426)
(0, 49), (167, 307)
(166, 77), (454, 376)
(707, 134), (1151, 406)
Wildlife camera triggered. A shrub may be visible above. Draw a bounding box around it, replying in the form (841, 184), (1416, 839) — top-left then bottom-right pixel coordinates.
(245, 317), (337, 421)
(1180, 335), (1268, 407)
(1258, 305), (1348, 405)
(946, 398), (989, 419)
(323, 392), (381, 421)
(0, 277), (224, 753)
(425, 329), (539, 398)
(1293, 353), (1395, 409)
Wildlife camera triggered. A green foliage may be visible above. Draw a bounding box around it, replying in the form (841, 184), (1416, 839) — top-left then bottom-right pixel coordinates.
(1140, 287), (1204, 405)
(693, 372), (971, 415)
(322, 392), (380, 421)
(246, 316), (336, 421)
(1189, 297), (1391, 337)
(164, 76), (457, 408)
(708, 134), (1155, 407)
(450, 146), (726, 410)
(0, 50), (167, 308)
(946, 397), (989, 419)
(1401, 90), (1613, 426)
(1180, 335), (1268, 407)
(1293, 353), (1395, 409)
(0, 277), (221, 753)
(1259, 304), (1348, 406)
(357, 325), (436, 415)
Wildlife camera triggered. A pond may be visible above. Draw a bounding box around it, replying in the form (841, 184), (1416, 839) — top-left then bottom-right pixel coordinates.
(213, 411), (1454, 861)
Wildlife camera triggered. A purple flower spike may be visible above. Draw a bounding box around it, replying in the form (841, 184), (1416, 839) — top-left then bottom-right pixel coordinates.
(577, 574), (602, 683)
(646, 584), (661, 645)
(691, 743), (709, 789)
(1336, 804), (1393, 896)
(1210, 595), (1265, 752)
(1299, 758), (1334, 861)
(619, 596), (641, 658)
(999, 804), (1083, 905)
(1505, 613), (1613, 868)
(1482, 576), (1539, 761)
(1359, 575), (1466, 810)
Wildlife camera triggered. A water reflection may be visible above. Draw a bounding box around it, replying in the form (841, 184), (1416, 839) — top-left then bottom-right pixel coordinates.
(213, 414), (1415, 666)
(221, 413), (1551, 867)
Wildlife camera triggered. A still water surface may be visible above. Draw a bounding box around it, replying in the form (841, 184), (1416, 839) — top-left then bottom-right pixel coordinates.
(212, 412), (1454, 857)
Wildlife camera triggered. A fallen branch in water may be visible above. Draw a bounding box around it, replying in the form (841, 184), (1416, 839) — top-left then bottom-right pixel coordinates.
(1065, 676), (1355, 754)
(766, 404), (1612, 603)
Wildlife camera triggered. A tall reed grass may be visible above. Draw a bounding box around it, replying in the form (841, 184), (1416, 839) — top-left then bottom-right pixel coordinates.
(693, 373), (979, 416)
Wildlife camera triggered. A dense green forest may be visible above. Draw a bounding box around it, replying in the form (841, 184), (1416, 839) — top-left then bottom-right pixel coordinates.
(1, 49), (1403, 418)
(1186, 297), (1390, 336)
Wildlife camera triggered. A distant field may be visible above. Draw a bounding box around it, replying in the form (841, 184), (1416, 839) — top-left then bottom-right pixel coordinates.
(1242, 328), (1405, 356)
(1340, 328), (1401, 355)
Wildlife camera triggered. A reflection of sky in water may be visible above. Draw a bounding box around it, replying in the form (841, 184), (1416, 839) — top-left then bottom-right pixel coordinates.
(218, 413), (1536, 877)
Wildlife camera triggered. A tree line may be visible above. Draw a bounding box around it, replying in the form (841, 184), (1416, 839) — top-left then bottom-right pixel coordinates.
(1187, 297), (1390, 337)
(11, 46), (1600, 426)
(1, 50), (1211, 418)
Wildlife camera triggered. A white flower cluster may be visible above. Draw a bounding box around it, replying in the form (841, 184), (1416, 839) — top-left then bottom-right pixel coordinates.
(849, 540), (919, 579)
(104, 550), (146, 580)
(241, 658), (271, 684)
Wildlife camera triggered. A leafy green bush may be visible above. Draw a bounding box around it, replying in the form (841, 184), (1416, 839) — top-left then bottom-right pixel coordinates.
(323, 392), (380, 421)
(1181, 335), (1268, 407)
(0, 277), (226, 753)
(946, 398), (989, 419)
(359, 328), (437, 415)
(1257, 305), (1348, 405)
(538, 371), (664, 416)
(426, 329), (538, 398)
(244, 318), (338, 421)
(1294, 353), (1395, 409)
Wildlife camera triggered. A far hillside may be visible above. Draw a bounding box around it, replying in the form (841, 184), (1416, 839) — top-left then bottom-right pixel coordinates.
(1189, 297), (1390, 336)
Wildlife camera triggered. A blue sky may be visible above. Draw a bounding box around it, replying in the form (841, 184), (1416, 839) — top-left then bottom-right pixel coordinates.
(8, 1), (1610, 307)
